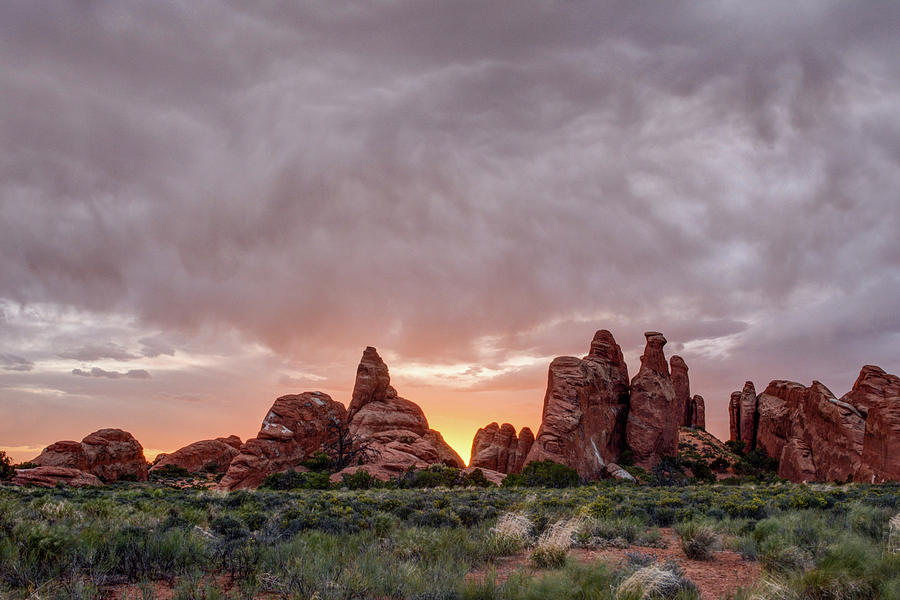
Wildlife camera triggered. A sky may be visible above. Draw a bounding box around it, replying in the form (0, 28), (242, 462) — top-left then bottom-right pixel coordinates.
(2, 1), (900, 464)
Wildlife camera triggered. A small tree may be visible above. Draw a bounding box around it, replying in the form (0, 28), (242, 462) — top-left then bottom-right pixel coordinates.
(321, 420), (379, 471)
(0, 451), (15, 480)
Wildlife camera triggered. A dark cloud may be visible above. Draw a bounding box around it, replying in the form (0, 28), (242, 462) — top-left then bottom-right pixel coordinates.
(72, 367), (151, 379)
(0, 353), (33, 372)
(138, 335), (176, 358)
(58, 343), (138, 362)
(1, 1), (900, 456)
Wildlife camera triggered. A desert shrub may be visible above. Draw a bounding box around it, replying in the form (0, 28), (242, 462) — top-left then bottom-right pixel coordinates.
(709, 457), (730, 472)
(725, 440), (745, 456)
(650, 456), (689, 487)
(299, 451), (332, 472)
(502, 461), (579, 488)
(674, 522), (717, 560)
(398, 464), (461, 488)
(682, 459), (715, 483)
(460, 468), (493, 488)
(340, 469), (378, 489)
(261, 469), (331, 490)
(588, 496), (614, 518)
(150, 464), (191, 479)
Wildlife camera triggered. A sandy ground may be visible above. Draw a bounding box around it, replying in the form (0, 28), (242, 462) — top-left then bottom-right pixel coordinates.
(467, 528), (761, 600)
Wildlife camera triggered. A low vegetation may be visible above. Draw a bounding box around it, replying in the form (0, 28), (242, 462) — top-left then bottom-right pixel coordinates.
(0, 467), (898, 599)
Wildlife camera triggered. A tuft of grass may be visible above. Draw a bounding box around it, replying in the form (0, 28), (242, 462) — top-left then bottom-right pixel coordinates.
(617, 563), (700, 600)
(674, 521), (718, 560)
(529, 518), (581, 569)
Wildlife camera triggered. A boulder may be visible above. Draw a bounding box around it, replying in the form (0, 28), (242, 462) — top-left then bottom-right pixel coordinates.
(343, 347), (465, 478)
(603, 462), (636, 482)
(219, 392), (347, 490)
(670, 356), (692, 427)
(33, 428), (147, 482)
(469, 422), (534, 474)
(12, 466), (103, 488)
(525, 329), (631, 479)
(150, 436), (243, 474)
(625, 332), (679, 467)
(690, 395), (705, 429)
(461, 466), (506, 485)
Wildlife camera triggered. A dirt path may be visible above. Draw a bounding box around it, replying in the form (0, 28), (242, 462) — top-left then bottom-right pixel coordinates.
(467, 528), (761, 600)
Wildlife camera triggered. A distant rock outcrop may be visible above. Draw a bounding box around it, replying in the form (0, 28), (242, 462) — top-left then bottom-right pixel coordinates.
(151, 435), (242, 474)
(729, 365), (899, 482)
(690, 395), (706, 429)
(469, 422), (534, 473)
(670, 356), (691, 426)
(12, 466), (103, 488)
(33, 428), (148, 482)
(219, 393), (347, 490)
(337, 347), (464, 480)
(625, 332), (680, 467)
(729, 391), (742, 442)
(738, 381), (758, 450)
(524, 329), (631, 479)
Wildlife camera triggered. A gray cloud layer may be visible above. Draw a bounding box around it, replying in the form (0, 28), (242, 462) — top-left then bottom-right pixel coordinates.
(72, 367), (150, 380)
(2, 1), (899, 453)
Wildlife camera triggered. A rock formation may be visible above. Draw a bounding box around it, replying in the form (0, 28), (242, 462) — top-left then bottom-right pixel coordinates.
(524, 329), (631, 479)
(690, 395), (706, 429)
(670, 356), (692, 426)
(843, 366), (900, 483)
(729, 365), (899, 482)
(338, 347), (464, 480)
(469, 422), (534, 474)
(739, 381), (758, 450)
(219, 392), (347, 490)
(151, 435), (242, 474)
(729, 391), (741, 442)
(625, 332), (680, 467)
(12, 466), (103, 488)
(33, 428), (148, 482)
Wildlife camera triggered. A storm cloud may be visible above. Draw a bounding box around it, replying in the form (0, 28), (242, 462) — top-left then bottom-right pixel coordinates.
(2, 1), (899, 461)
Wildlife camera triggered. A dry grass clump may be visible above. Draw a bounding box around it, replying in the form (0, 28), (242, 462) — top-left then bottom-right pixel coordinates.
(489, 512), (533, 556)
(529, 518), (583, 569)
(887, 513), (900, 556)
(617, 562), (699, 599)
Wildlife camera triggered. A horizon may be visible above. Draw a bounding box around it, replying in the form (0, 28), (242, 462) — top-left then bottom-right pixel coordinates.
(2, 2), (900, 465)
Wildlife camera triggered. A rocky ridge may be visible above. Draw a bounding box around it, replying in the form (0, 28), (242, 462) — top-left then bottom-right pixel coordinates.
(730, 366), (900, 483)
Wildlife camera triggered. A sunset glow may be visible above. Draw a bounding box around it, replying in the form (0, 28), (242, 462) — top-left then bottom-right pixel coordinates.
(2, 2), (899, 469)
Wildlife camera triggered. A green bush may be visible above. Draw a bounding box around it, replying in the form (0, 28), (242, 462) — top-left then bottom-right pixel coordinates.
(340, 469), (379, 489)
(502, 461), (579, 488)
(150, 464), (191, 479)
(261, 469), (331, 490)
